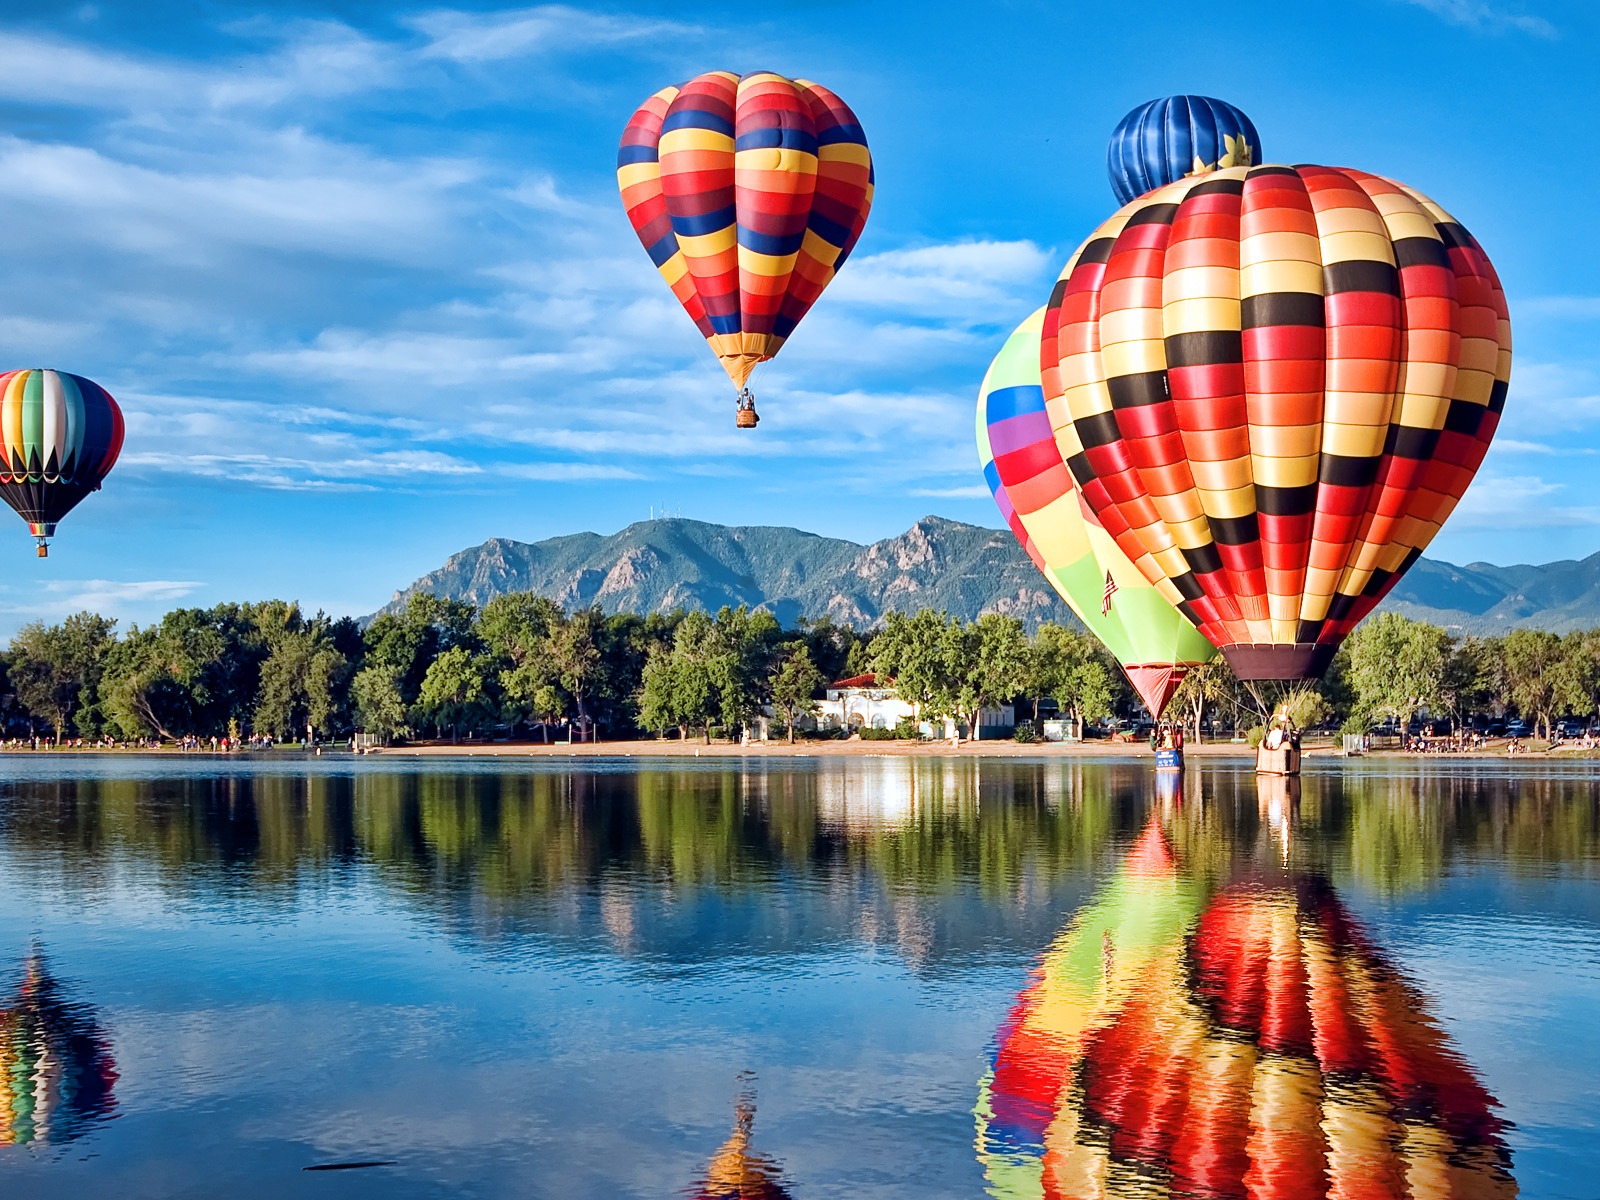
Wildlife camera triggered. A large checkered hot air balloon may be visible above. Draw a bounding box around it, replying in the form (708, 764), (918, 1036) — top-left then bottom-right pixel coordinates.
(978, 310), (1216, 717)
(618, 71), (873, 428)
(0, 370), (125, 557)
(1041, 162), (1511, 680)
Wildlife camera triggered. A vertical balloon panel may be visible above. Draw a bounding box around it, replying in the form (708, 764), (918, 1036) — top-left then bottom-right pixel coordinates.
(978, 309), (1215, 717)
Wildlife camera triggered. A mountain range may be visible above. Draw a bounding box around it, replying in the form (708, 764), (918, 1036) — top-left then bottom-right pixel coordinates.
(378, 517), (1600, 635)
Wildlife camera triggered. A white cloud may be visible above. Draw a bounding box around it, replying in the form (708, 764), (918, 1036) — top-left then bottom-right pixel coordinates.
(496, 462), (643, 481)
(0, 134), (475, 267)
(1393, 0), (1557, 37)
(1518, 295), (1600, 319)
(1492, 362), (1600, 467)
(1450, 473), (1600, 529)
(0, 24), (396, 117)
(0, 578), (204, 634)
(911, 485), (990, 499)
(408, 5), (696, 64)
(827, 240), (1056, 321)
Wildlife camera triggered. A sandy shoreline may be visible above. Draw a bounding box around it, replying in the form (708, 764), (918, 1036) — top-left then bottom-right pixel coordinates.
(6, 739), (1597, 762)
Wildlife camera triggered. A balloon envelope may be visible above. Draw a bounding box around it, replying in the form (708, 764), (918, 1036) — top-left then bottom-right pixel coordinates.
(1107, 95), (1261, 206)
(617, 71), (873, 401)
(1041, 165), (1510, 680)
(978, 309), (1215, 716)
(0, 369), (124, 555)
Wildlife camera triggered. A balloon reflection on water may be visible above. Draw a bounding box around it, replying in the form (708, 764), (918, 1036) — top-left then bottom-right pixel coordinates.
(687, 1082), (793, 1200)
(0, 951), (117, 1147)
(977, 802), (1515, 1199)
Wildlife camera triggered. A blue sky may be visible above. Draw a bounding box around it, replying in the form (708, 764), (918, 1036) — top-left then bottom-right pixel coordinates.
(0, 0), (1595, 635)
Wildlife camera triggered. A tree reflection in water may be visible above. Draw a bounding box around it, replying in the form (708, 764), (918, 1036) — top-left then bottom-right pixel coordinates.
(978, 775), (1518, 1199)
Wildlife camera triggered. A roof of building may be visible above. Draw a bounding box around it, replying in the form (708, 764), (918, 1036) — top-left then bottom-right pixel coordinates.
(829, 673), (892, 689)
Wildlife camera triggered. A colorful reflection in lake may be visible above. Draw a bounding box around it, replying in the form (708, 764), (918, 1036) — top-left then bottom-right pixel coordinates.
(688, 1080), (793, 1200)
(0, 757), (1592, 1198)
(0, 952), (117, 1147)
(979, 785), (1513, 1198)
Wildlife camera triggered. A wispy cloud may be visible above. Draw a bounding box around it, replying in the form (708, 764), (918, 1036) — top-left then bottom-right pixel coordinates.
(1451, 473), (1600, 529)
(1518, 295), (1600, 319)
(827, 240), (1056, 321)
(1392, 0), (1557, 38)
(0, 578), (204, 634)
(0, 24), (397, 116)
(408, 5), (697, 63)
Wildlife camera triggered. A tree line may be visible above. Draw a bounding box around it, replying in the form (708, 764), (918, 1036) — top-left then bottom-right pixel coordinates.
(1, 594), (1597, 744)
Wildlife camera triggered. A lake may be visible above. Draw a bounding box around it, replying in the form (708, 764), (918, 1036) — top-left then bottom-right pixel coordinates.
(0, 755), (1595, 1198)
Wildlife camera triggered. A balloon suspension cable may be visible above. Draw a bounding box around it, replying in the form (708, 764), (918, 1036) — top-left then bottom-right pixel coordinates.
(734, 388), (759, 428)
(35, 536), (49, 558)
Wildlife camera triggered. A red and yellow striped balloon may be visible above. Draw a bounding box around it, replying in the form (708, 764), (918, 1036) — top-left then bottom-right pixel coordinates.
(1041, 166), (1510, 680)
(618, 71), (873, 425)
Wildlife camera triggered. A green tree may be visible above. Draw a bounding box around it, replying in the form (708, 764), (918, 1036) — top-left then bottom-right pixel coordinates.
(478, 593), (563, 737)
(9, 612), (117, 741)
(96, 605), (270, 740)
(252, 603), (351, 741)
(414, 645), (495, 742)
(1345, 613), (1451, 732)
(796, 617), (864, 685)
(870, 610), (955, 728)
(1437, 635), (1494, 730)
(706, 605), (782, 736)
(593, 610), (680, 733)
(1496, 628), (1584, 740)
(1170, 657), (1235, 743)
(1029, 623), (1114, 738)
(547, 606), (604, 738)
(361, 592), (480, 713)
(944, 614), (1030, 741)
(637, 615), (717, 740)
(770, 645), (824, 742)
(351, 663), (409, 743)
(1558, 629), (1600, 726)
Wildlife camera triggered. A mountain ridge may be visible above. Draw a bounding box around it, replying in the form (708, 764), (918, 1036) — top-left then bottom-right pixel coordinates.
(378, 517), (1600, 635)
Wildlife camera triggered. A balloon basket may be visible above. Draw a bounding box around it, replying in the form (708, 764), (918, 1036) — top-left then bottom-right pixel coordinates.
(1255, 743), (1301, 776)
(1155, 748), (1183, 772)
(735, 408), (759, 429)
(35, 542), (48, 558)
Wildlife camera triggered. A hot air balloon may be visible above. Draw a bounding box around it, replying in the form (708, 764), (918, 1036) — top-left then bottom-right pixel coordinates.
(1107, 95), (1262, 206)
(0, 369), (125, 557)
(0, 951), (118, 1146)
(618, 71), (874, 428)
(1041, 164), (1511, 680)
(978, 309), (1216, 718)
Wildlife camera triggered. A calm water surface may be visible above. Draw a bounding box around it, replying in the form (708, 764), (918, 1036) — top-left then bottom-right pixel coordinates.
(0, 755), (1595, 1198)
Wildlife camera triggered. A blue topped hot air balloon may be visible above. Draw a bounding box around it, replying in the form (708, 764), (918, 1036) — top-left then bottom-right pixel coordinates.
(1106, 95), (1261, 205)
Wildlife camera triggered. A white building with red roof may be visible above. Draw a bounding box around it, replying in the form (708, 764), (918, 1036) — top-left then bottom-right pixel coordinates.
(814, 674), (1014, 740)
